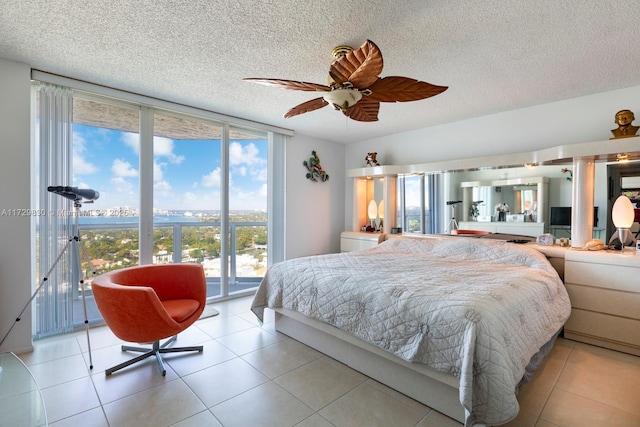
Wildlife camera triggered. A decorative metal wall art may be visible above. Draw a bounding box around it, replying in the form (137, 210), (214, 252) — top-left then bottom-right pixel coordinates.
(303, 150), (329, 182)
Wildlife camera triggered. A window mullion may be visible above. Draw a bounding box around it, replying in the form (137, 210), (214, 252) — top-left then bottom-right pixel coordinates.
(139, 107), (154, 265)
(220, 124), (230, 295)
(268, 132), (285, 265)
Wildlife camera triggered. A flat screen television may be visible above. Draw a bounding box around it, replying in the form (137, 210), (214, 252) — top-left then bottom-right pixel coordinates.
(549, 206), (598, 227)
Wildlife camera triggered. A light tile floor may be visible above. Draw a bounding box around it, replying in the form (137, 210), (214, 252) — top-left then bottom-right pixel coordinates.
(18, 296), (640, 427)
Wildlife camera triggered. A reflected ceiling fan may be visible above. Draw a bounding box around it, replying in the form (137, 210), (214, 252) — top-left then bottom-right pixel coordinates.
(244, 39), (448, 122)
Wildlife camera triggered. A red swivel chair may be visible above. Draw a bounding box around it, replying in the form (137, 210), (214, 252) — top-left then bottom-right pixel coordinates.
(91, 264), (206, 376)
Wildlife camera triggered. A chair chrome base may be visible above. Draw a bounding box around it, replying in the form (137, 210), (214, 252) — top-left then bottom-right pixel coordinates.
(105, 335), (203, 376)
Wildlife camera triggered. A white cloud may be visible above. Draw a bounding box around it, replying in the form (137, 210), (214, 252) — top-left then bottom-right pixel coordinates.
(154, 180), (172, 191)
(183, 192), (197, 202)
(202, 167), (221, 188)
(154, 136), (184, 164)
(229, 141), (264, 166)
(110, 176), (134, 194)
(121, 134), (184, 164)
(229, 187), (267, 210)
(233, 166), (247, 177)
(112, 159), (138, 178)
(154, 161), (165, 182)
(122, 132), (139, 154)
(73, 131), (98, 175)
(251, 167), (267, 182)
(258, 183), (268, 198)
(154, 180), (172, 192)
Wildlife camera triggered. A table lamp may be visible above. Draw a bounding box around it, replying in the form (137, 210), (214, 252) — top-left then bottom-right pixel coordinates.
(608, 195), (636, 250)
(366, 199), (378, 232)
(377, 200), (384, 231)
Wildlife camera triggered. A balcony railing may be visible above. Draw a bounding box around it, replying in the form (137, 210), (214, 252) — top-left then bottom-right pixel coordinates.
(71, 220), (266, 328)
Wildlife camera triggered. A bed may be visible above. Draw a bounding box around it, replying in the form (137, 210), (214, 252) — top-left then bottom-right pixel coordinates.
(251, 235), (571, 426)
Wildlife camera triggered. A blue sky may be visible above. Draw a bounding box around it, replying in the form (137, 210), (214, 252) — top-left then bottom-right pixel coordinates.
(72, 124), (268, 212)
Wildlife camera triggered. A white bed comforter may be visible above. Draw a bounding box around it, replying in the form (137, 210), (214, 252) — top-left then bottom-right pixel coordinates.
(251, 236), (571, 426)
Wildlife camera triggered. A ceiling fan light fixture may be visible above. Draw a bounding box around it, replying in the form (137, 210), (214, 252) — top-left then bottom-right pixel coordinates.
(323, 88), (362, 111)
(244, 39), (447, 122)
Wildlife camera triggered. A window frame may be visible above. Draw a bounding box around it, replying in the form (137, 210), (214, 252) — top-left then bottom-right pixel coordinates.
(33, 72), (287, 336)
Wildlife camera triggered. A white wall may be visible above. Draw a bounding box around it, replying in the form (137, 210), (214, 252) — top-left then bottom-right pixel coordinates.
(286, 135), (345, 258)
(345, 85), (640, 168)
(0, 58), (33, 353)
(344, 85), (640, 231)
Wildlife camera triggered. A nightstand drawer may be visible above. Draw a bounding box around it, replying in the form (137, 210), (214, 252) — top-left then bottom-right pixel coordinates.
(565, 309), (640, 350)
(565, 260), (638, 292)
(340, 232), (384, 252)
(565, 283), (640, 320)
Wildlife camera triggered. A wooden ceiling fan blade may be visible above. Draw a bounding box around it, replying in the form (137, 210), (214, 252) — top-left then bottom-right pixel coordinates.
(329, 40), (383, 88)
(343, 99), (380, 122)
(243, 78), (331, 92)
(367, 76), (448, 102)
(284, 97), (329, 118)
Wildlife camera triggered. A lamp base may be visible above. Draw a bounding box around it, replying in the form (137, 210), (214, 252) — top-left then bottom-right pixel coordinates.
(608, 228), (636, 250)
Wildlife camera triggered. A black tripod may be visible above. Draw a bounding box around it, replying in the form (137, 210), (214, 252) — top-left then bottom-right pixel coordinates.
(0, 189), (97, 369)
(445, 200), (462, 234)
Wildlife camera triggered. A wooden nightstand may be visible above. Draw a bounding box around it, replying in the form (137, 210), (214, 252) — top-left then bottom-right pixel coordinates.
(340, 231), (385, 252)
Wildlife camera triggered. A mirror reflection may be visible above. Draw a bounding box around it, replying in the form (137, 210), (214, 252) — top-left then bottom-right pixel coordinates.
(471, 184), (538, 220)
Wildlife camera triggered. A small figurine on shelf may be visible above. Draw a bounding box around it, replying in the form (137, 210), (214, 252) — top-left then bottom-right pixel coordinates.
(495, 202), (510, 222)
(470, 201), (483, 221)
(365, 152), (379, 167)
(561, 168), (573, 182)
(610, 109), (639, 139)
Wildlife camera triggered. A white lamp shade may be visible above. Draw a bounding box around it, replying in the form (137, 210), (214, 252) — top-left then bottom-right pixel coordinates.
(612, 195), (635, 228)
(323, 88), (363, 110)
(378, 200), (384, 219)
(368, 199), (378, 220)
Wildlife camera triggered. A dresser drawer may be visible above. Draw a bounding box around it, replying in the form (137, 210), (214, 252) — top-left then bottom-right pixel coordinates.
(565, 260), (639, 292)
(565, 283), (640, 320)
(565, 309), (640, 350)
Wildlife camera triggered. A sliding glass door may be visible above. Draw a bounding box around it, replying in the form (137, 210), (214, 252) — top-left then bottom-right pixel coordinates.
(34, 85), (282, 335)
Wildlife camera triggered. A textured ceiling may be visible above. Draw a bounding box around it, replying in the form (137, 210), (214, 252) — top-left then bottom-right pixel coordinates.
(1, 1), (640, 144)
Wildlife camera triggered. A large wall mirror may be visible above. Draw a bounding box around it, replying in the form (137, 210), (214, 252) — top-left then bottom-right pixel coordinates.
(462, 178), (547, 222)
(349, 138), (640, 241)
(446, 160), (617, 239)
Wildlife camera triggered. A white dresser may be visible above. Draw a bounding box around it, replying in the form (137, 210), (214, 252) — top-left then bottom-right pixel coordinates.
(563, 248), (640, 356)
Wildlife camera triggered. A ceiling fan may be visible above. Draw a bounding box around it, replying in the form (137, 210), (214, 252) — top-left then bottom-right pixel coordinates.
(244, 40), (448, 122)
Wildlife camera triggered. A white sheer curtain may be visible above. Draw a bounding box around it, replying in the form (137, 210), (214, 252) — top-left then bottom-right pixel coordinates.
(32, 82), (74, 339)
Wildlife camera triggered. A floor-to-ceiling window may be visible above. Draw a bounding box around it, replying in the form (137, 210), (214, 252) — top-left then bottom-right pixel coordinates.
(226, 127), (268, 295)
(33, 76), (286, 335)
